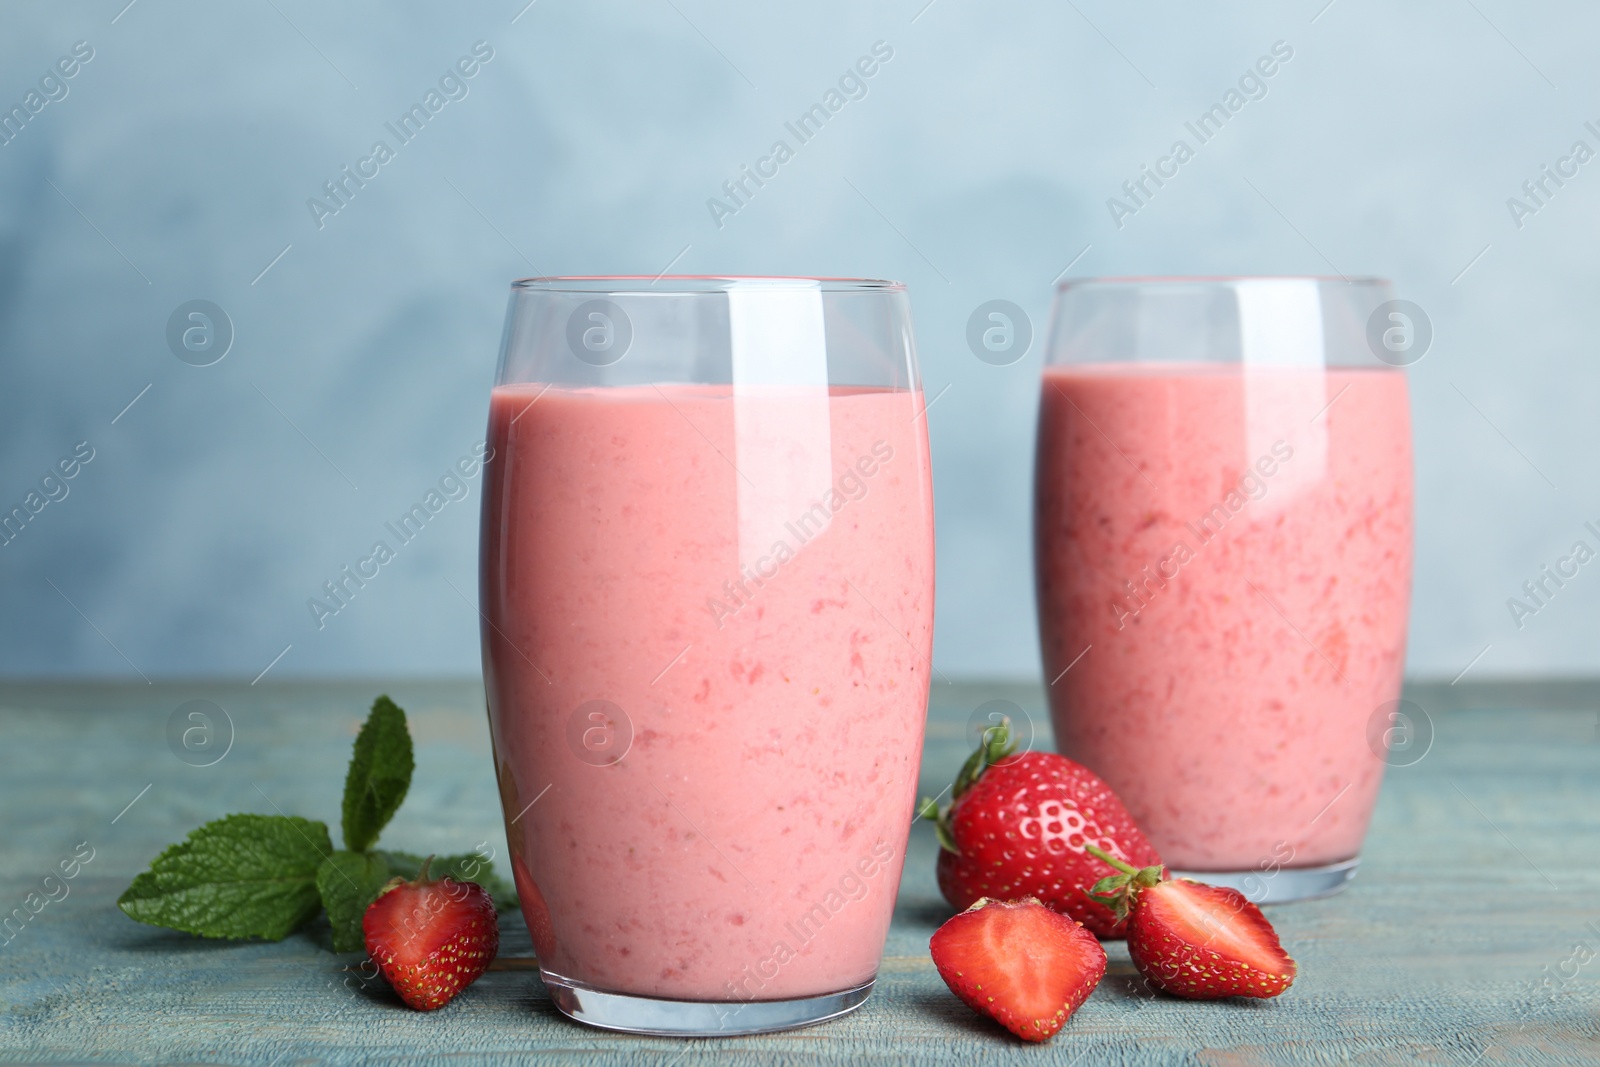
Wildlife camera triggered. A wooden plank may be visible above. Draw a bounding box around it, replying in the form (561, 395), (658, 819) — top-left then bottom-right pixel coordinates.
(0, 680), (1596, 1064)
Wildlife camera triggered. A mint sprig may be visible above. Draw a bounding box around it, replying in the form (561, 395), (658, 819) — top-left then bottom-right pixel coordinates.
(317, 850), (394, 952)
(118, 694), (516, 949)
(341, 695), (413, 852)
(117, 814), (332, 940)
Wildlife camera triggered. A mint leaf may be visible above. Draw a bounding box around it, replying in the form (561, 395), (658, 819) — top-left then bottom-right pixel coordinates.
(117, 814), (333, 940)
(375, 849), (518, 911)
(316, 850), (392, 953)
(341, 695), (414, 852)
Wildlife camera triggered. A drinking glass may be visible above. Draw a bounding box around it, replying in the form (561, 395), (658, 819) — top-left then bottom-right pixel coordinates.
(1034, 277), (1414, 902)
(480, 277), (935, 1034)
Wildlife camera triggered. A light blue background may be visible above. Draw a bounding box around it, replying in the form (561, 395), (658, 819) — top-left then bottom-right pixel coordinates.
(0, 0), (1592, 681)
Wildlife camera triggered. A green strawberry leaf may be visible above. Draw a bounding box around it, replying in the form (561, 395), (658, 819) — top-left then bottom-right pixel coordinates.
(951, 718), (1017, 801)
(375, 849), (518, 911)
(1090, 872), (1132, 896)
(117, 814), (333, 940)
(341, 695), (414, 852)
(316, 850), (393, 953)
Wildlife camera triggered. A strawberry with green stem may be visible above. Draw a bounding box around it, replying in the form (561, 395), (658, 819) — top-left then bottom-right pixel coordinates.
(1087, 843), (1297, 999)
(920, 719), (1163, 938)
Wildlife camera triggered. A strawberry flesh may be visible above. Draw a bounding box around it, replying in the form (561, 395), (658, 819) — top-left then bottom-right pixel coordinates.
(1127, 879), (1296, 999)
(930, 897), (1107, 1042)
(364, 866), (499, 1011)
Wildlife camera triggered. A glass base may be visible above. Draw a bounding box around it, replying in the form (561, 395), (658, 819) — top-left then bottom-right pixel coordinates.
(1169, 857), (1359, 904)
(541, 971), (875, 1036)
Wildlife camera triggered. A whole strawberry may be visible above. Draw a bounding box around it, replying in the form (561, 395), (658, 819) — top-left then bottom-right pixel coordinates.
(920, 720), (1162, 937)
(364, 857), (499, 1010)
(930, 897), (1106, 1042)
(1088, 844), (1297, 999)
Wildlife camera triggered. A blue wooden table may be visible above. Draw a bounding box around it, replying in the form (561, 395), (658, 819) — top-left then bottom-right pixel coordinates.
(1, 679), (1596, 1065)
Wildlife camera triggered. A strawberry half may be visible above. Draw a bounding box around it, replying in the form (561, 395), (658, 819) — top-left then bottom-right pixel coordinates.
(920, 719), (1163, 937)
(1088, 845), (1297, 999)
(363, 857), (499, 1011)
(930, 897), (1106, 1042)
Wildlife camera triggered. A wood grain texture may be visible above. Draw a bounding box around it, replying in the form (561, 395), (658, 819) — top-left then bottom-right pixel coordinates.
(1, 679), (1597, 1065)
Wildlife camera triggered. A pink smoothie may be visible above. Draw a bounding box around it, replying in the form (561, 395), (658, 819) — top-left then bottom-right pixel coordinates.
(481, 382), (934, 1002)
(1035, 363), (1412, 871)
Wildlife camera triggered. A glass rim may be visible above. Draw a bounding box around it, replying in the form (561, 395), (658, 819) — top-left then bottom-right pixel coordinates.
(1055, 274), (1392, 291)
(511, 275), (906, 294)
